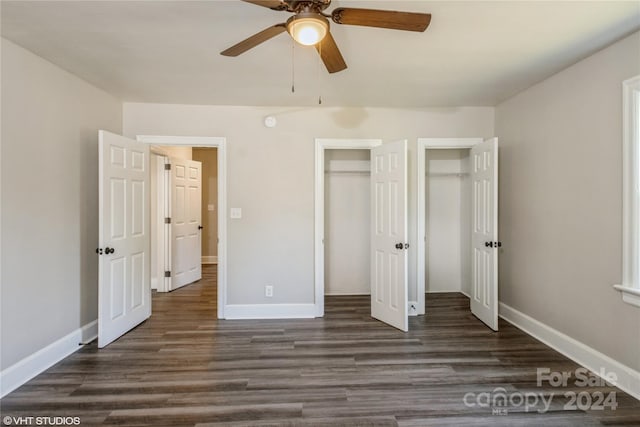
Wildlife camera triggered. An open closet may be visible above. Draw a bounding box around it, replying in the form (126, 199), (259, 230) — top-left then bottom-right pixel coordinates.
(425, 149), (472, 297)
(324, 149), (371, 296)
(417, 138), (500, 331)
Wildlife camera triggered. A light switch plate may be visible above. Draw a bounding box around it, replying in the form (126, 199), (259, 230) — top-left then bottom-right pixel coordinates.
(230, 208), (242, 219)
(208, 204), (215, 212)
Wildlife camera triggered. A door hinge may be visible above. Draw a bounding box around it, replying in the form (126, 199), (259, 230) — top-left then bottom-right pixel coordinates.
(164, 217), (171, 224)
(164, 163), (171, 171)
(164, 271), (171, 278)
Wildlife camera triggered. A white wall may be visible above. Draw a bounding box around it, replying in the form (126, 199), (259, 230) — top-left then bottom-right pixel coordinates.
(495, 31), (640, 371)
(324, 150), (370, 295)
(1, 39), (122, 370)
(123, 104), (494, 305)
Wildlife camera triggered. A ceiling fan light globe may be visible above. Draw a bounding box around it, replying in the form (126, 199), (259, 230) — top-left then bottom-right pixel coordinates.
(287, 15), (328, 46)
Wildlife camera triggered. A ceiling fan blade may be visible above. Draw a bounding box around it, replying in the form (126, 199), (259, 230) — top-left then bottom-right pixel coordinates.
(221, 24), (287, 57)
(315, 31), (347, 74)
(241, 0), (288, 11)
(331, 8), (431, 32)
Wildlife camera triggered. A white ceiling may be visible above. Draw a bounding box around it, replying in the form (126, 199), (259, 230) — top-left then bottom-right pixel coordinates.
(2, 1), (639, 107)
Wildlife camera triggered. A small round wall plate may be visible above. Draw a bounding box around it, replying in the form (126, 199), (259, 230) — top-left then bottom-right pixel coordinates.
(264, 116), (277, 128)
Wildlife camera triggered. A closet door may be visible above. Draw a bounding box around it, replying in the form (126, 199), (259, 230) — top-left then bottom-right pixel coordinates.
(370, 140), (409, 332)
(470, 137), (499, 331)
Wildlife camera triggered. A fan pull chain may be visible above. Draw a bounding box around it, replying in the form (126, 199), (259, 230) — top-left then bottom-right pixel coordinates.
(317, 42), (322, 105)
(291, 39), (295, 93)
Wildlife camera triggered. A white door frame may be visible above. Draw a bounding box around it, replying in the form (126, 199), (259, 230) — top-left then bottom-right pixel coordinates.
(314, 138), (382, 316)
(137, 135), (227, 319)
(416, 138), (482, 315)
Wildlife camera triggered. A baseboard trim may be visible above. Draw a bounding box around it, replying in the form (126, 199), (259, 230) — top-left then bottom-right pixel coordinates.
(499, 302), (640, 401)
(0, 320), (98, 398)
(224, 303), (318, 319)
(201, 256), (218, 264)
(325, 292), (370, 296)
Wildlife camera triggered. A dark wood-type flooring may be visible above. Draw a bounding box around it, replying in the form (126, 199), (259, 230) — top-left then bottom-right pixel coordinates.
(1, 265), (639, 426)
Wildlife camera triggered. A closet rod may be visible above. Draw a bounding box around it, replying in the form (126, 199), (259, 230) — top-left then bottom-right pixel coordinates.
(325, 170), (371, 175)
(426, 172), (469, 177)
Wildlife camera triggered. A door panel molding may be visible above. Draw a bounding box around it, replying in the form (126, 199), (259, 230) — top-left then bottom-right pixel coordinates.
(98, 130), (151, 348)
(370, 140), (409, 332)
(470, 137), (499, 330)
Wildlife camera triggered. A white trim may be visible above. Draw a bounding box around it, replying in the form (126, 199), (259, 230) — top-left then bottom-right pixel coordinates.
(315, 138), (383, 317)
(615, 75), (640, 307)
(613, 285), (640, 308)
(325, 292), (371, 296)
(201, 256), (218, 264)
(137, 135), (226, 147)
(419, 138), (484, 149)
(416, 138), (482, 316)
(137, 135), (227, 319)
(499, 302), (640, 401)
(0, 320), (98, 398)
(224, 304), (317, 319)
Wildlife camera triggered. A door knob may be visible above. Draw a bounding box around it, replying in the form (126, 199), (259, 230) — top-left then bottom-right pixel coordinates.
(484, 241), (502, 248)
(105, 247), (115, 254)
(395, 243), (403, 249)
(198, 225), (204, 230)
(96, 248), (103, 255)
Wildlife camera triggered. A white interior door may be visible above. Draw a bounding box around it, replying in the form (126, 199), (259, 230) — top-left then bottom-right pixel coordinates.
(470, 137), (499, 331)
(170, 157), (202, 290)
(371, 140), (409, 332)
(98, 130), (151, 348)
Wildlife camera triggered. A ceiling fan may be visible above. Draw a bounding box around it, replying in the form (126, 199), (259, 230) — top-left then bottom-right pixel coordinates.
(220, 0), (431, 73)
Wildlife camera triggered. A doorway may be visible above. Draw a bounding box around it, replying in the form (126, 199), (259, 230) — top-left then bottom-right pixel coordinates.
(416, 138), (499, 331)
(324, 149), (371, 297)
(424, 148), (472, 297)
(315, 138), (411, 332)
(137, 135), (227, 320)
(314, 138), (382, 316)
(149, 147), (218, 294)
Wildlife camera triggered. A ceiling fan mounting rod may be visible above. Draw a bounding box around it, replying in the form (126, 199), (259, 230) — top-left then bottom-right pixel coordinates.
(288, 0), (331, 14)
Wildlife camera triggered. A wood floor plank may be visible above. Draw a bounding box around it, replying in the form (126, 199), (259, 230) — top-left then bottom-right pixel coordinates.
(1, 264), (638, 426)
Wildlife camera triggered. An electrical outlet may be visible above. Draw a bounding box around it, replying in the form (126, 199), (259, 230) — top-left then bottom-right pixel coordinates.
(265, 285), (273, 297)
